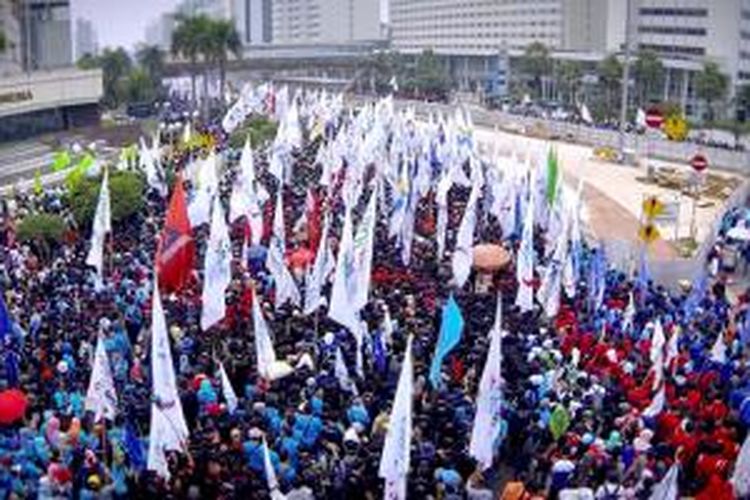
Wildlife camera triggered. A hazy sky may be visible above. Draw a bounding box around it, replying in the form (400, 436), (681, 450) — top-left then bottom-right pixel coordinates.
(72, 0), (181, 51)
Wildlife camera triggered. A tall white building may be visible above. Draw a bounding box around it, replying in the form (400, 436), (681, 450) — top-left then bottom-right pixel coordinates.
(0, 0), (22, 75)
(232, 0), (272, 45)
(74, 18), (97, 59)
(390, 0), (623, 55)
(21, 0), (73, 70)
(272, 0), (383, 45)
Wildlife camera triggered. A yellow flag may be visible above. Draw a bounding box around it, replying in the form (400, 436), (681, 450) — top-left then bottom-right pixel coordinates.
(33, 169), (43, 195)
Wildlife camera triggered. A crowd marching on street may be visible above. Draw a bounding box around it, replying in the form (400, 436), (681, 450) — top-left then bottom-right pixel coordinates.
(0, 83), (748, 499)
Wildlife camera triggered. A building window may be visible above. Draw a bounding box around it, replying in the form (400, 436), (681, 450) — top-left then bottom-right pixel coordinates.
(638, 26), (706, 36)
(638, 43), (706, 57)
(639, 7), (708, 17)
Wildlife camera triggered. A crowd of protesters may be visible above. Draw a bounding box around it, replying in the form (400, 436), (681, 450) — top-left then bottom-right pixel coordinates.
(0, 92), (748, 500)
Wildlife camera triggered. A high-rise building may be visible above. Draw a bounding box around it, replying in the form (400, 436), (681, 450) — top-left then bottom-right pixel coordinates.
(272, 0), (383, 45)
(145, 12), (177, 51)
(74, 17), (97, 60)
(20, 0), (73, 70)
(233, 0), (272, 45)
(390, 0), (623, 55)
(0, 0), (23, 75)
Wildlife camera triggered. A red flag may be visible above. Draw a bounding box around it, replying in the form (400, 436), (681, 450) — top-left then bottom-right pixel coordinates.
(156, 174), (195, 292)
(306, 188), (322, 254)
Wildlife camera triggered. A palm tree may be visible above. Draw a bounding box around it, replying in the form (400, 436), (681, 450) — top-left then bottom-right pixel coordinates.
(598, 55), (623, 119)
(555, 60), (582, 106)
(519, 42), (552, 100)
(633, 50), (664, 107)
(695, 62), (729, 122)
(136, 44), (165, 89)
(172, 15), (211, 108)
(205, 19), (241, 104)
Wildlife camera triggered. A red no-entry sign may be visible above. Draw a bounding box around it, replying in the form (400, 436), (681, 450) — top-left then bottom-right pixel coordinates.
(690, 153), (708, 172)
(645, 108), (664, 129)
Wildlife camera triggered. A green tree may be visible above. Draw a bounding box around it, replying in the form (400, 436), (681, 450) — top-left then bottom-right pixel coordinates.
(97, 47), (133, 108)
(0, 31), (6, 53)
(597, 54), (623, 119)
(136, 44), (165, 89)
(205, 19), (241, 103)
(172, 15), (212, 107)
(694, 62), (729, 121)
(412, 49), (449, 99)
(555, 60), (582, 106)
(17, 213), (67, 260)
(633, 50), (665, 107)
(67, 170), (145, 227)
(76, 53), (99, 70)
(519, 42), (552, 100)
(123, 68), (158, 104)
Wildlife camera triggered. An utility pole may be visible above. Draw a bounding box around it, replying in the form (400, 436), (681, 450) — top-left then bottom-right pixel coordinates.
(618, 0), (633, 163)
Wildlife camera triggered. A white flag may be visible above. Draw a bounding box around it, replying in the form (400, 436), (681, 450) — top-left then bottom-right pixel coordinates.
(469, 298), (504, 470)
(304, 216), (334, 316)
(139, 137), (166, 196)
(253, 290), (278, 380)
(147, 280), (189, 479)
(515, 188), (535, 312)
(229, 138), (264, 241)
(452, 183), (479, 288)
(263, 437), (286, 500)
(649, 463), (679, 500)
(84, 334), (117, 421)
(435, 174), (452, 260)
(580, 103), (593, 124)
(537, 211), (568, 318)
(650, 320), (666, 365)
(731, 432), (750, 498)
(352, 187), (378, 311)
(328, 207), (361, 333)
(335, 347), (359, 395)
(85, 168), (111, 289)
(378, 335), (414, 500)
(201, 196), (232, 330)
(622, 292), (636, 332)
(188, 152), (219, 227)
(709, 333), (727, 364)
(267, 189), (301, 308)
(218, 361), (238, 414)
(642, 385), (666, 419)
(636, 108), (648, 129)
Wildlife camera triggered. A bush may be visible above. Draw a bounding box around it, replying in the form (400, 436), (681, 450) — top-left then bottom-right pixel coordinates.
(17, 213), (67, 245)
(228, 116), (278, 150)
(68, 170), (145, 227)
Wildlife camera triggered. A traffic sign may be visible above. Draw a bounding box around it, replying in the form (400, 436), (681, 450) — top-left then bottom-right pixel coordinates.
(645, 108), (664, 129)
(690, 153), (708, 172)
(642, 196), (665, 219)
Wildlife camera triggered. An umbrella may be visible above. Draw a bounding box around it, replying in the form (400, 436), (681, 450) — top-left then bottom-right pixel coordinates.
(0, 389), (27, 424)
(728, 225), (750, 241)
(287, 247), (315, 270)
(472, 244), (511, 271)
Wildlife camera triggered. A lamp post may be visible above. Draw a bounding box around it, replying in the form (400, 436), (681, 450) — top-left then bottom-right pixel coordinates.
(618, 0), (633, 164)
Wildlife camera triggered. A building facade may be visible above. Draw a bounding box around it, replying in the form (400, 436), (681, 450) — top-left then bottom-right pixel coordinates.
(272, 0), (383, 45)
(0, 0), (22, 76)
(74, 17), (97, 60)
(388, 0), (624, 94)
(20, 0), (73, 71)
(232, 0), (272, 45)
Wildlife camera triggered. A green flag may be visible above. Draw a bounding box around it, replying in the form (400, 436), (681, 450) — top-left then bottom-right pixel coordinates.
(51, 150), (71, 172)
(33, 169), (43, 195)
(64, 153), (95, 190)
(546, 148), (559, 206)
(549, 404), (570, 441)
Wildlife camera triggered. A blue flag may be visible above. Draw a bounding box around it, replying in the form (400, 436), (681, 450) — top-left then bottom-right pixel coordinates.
(0, 291), (12, 343)
(683, 273), (707, 321)
(124, 421), (145, 471)
(636, 247), (650, 306)
(372, 330), (387, 375)
(741, 309), (750, 347)
(429, 295), (465, 388)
